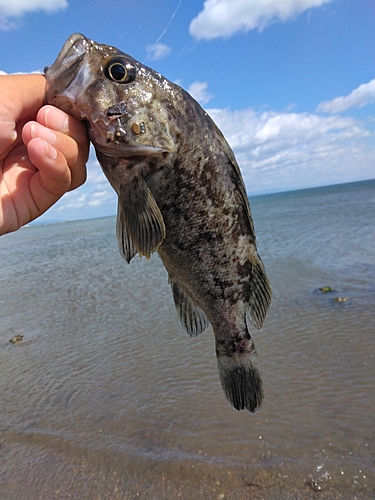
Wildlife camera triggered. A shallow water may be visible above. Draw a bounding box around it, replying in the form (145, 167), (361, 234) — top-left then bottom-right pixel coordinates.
(1, 180), (374, 499)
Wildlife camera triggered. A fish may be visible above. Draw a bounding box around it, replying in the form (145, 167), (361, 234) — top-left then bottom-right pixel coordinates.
(45, 33), (272, 412)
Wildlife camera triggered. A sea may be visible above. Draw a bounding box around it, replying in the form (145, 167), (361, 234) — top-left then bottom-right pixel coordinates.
(0, 179), (374, 500)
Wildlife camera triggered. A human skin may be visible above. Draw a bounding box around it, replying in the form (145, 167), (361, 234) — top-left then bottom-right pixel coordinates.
(0, 73), (89, 235)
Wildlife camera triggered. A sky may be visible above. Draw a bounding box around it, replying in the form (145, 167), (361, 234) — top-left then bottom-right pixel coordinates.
(0, 0), (374, 222)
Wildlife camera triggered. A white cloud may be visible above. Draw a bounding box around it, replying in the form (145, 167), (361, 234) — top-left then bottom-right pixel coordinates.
(0, 0), (67, 16)
(0, 0), (67, 29)
(187, 81), (213, 105)
(37, 105), (374, 222)
(317, 78), (375, 114)
(0, 69), (42, 75)
(57, 185), (115, 211)
(54, 155), (116, 213)
(59, 107), (373, 211)
(145, 43), (171, 61)
(189, 0), (333, 40)
(206, 107), (374, 193)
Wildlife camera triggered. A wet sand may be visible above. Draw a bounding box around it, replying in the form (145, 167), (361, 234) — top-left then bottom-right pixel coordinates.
(2, 438), (373, 500)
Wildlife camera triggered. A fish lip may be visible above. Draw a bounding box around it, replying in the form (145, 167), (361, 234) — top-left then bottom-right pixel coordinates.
(44, 33), (90, 88)
(50, 33), (88, 70)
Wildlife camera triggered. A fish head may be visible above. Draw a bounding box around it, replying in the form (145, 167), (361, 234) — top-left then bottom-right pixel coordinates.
(45, 33), (178, 157)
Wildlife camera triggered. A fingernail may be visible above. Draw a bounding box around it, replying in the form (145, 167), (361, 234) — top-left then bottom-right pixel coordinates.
(30, 123), (56, 145)
(44, 140), (57, 160)
(45, 106), (68, 131)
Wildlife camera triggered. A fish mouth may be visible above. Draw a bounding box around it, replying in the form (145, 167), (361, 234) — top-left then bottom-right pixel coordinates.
(45, 33), (91, 92)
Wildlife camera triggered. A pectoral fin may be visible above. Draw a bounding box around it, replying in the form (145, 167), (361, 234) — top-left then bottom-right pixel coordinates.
(119, 176), (166, 259)
(169, 277), (210, 337)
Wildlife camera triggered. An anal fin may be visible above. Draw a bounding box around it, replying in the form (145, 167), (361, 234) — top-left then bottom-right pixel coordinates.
(119, 176), (166, 260)
(169, 277), (210, 337)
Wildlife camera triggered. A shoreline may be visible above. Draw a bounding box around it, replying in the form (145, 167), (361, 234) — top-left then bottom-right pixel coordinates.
(2, 441), (373, 500)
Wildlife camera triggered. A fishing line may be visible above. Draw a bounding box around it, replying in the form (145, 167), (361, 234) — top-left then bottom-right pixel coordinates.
(143, 0), (182, 63)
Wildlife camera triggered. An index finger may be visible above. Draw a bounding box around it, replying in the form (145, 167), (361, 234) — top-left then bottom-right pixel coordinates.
(36, 105), (89, 150)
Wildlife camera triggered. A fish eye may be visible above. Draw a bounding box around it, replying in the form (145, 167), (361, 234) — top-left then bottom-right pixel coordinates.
(104, 58), (136, 84)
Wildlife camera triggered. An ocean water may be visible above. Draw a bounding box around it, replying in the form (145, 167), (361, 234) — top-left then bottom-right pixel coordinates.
(0, 180), (374, 500)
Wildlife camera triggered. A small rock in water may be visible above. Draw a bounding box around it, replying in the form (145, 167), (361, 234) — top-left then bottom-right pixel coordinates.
(334, 296), (348, 303)
(319, 286), (335, 293)
(9, 334), (24, 345)
(305, 477), (322, 492)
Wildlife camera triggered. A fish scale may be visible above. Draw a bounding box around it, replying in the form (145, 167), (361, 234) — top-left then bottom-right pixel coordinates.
(45, 33), (272, 412)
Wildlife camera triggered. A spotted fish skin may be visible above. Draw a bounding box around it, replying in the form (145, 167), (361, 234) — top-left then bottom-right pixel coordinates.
(45, 34), (272, 412)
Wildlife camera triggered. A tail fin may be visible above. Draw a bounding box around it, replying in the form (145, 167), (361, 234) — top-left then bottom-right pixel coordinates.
(216, 343), (263, 412)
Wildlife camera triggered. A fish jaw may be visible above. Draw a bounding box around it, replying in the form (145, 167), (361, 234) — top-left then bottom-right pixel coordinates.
(45, 34), (96, 120)
(45, 33), (177, 157)
(44, 33), (88, 89)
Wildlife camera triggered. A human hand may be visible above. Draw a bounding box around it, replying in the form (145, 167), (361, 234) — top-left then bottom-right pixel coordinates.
(0, 74), (89, 236)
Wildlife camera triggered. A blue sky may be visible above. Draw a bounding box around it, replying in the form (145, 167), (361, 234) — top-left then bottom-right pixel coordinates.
(1, 0), (374, 222)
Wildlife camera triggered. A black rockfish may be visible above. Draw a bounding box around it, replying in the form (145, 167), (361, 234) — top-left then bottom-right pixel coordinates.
(45, 33), (272, 412)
